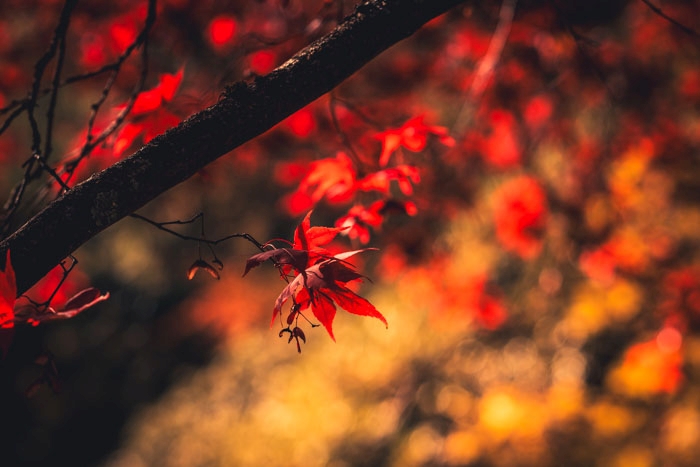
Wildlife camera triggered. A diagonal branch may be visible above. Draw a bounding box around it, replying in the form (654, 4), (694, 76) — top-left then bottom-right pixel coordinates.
(0, 0), (468, 295)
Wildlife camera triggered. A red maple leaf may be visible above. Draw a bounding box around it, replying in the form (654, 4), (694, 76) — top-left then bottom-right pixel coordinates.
(0, 250), (17, 357)
(336, 200), (417, 245)
(112, 68), (184, 157)
(292, 210), (345, 259)
(273, 249), (387, 341)
(243, 211), (346, 277)
(375, 115), (455, 167)
(244, 213), (385, 344)
(129, 68), (184, 115)
(357, 165), (420, 196)
(279, 152), (357, 215)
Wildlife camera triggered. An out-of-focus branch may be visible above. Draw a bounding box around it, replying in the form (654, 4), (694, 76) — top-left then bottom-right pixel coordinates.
(640, 0), (700, 40)
(452, 0), (516, 136)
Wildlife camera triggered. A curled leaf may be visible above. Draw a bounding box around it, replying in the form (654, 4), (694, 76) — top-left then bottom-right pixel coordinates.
(212, 258), (224, 270)
(61, 288), (110, 315)
(187, 259), (221, 280)
(13, 288), (110, 325)
(243, 248), (308, 276)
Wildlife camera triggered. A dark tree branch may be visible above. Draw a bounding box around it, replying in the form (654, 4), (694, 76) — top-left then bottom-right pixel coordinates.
(0, 0), (467, 295)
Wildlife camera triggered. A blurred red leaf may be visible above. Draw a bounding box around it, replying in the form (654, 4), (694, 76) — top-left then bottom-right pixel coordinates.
(0, 250), (16, 358)
(481, 110), (521, 169)
(493, 176), (548, 259)
(375, 115), (454, 167)
(283, 107), (316, 138)
(357, 165), (420, 196)
(208, 15), (238, 49)
(249, 50), (276, 75)
(281, 152), (357, 215)
(130, 68), (184, 115)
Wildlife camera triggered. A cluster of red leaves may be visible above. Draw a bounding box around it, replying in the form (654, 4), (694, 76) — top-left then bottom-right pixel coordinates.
(0, 251), (109, 359)
(336, 200), (418, 245)
(75, 5), (146, 68)
(374, 115), (455, 167)
(277, 115), (452, 244)
(277, 152), (421, 243)
(56, 68), (186, 187)
(243, 212), (386, 347)
(113, 68), (184, 158)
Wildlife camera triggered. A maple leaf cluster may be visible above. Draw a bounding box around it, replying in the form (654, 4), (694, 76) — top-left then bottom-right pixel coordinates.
(277, 114), (454, 245)
(243, 212), (386, 350)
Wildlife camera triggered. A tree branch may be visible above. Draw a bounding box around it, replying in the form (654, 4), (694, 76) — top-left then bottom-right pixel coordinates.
(0, 0), (467, 295)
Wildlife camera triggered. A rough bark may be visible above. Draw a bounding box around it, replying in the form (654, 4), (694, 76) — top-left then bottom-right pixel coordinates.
(0, 0), (467, 295)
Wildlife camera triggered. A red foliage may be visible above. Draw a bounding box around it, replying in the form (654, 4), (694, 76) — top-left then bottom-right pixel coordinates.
(374, 115), (454, 167)
(129, 68), (184, 116)
(244, 212), (384, 343)
(0, 250), (16, 357)
(279, 152), (357, 215)
(492, 176), (548, 259)
(273, 249), (386, 341)
(480, 110), (521, 169)
(249, 50), (276, 75)
(208, 15), (238, 49)
(523, 95), (553, 130)
(113, 68), (184, 157)
(283, 107), (316, 138)
(336, 200), (417, 245)
(356, 165), (420, 196)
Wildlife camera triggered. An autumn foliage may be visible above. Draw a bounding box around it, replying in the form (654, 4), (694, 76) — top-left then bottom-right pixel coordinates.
(1, 0), (700, 466)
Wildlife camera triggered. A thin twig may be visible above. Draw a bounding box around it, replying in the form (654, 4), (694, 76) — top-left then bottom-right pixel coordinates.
(640, 0), (700, 39)
(329, 93), (363, 168)
(63, 0), (158, 186)
(129, 212), (267, 251)
(452, 0), (517, 136)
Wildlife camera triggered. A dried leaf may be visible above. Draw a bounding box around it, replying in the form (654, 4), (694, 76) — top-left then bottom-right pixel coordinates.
(61, 288), (110, 315)
(187, 259), (221, 280)
(243, 248), (308, 276)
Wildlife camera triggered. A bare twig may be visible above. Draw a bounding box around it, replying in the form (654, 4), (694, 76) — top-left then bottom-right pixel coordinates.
(63, 0), (158, 186)
(130, 212), (267, 251)
(640, 0), (700, 39)
(452, 0), (517, 136)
